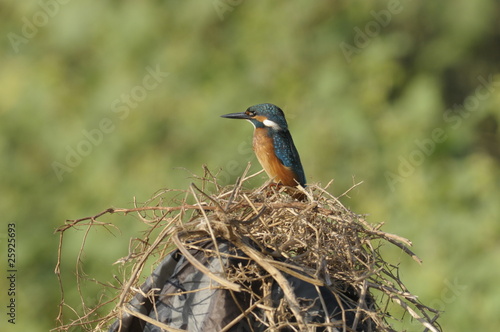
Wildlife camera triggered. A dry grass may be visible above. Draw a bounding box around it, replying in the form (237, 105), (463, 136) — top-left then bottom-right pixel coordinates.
(53, 164), (441, 332)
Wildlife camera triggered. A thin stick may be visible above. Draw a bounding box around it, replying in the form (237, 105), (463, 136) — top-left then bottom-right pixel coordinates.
(171, 231), (241, 292)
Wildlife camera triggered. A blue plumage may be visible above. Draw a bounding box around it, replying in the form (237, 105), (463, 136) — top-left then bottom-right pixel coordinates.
(221, 103), (306, 187)
(272, 128), (306, 186)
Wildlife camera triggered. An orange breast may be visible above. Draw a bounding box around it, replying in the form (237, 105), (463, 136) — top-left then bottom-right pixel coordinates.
(253, 128), (298, 186)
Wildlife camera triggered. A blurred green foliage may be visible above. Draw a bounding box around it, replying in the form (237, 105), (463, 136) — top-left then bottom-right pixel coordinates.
(1, 0), (499, 331)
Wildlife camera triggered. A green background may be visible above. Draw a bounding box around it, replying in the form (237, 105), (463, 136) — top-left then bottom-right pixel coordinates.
(1, 1), (499, 331)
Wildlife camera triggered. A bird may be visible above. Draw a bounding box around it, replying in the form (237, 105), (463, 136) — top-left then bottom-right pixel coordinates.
(221, 103), (306, 187)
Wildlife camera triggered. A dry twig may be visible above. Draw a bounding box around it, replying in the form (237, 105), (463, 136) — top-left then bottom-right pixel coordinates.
(53, 167), (441, 332)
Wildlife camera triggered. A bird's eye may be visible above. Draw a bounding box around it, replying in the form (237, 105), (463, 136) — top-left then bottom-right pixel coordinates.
(246, 110), (256, 117)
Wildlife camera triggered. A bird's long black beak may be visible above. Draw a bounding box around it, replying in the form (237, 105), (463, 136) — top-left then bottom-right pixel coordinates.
(220, 112), (251, 120)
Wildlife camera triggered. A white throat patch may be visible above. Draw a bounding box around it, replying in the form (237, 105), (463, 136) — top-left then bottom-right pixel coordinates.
(263, 119), (281, 130)
(246, 119), (256, 129)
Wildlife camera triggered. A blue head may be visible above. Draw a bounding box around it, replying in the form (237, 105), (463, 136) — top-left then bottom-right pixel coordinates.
(220, 103), (288, 131)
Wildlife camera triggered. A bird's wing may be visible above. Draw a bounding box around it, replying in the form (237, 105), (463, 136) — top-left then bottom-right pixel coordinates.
(272, 129), (306, 186)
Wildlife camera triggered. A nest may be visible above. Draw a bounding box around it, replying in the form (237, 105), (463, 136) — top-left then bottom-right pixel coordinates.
(54, 165), (441, 332)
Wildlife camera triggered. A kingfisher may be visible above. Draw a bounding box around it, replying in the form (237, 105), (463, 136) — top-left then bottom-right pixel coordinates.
(221, 103), (306, 187)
